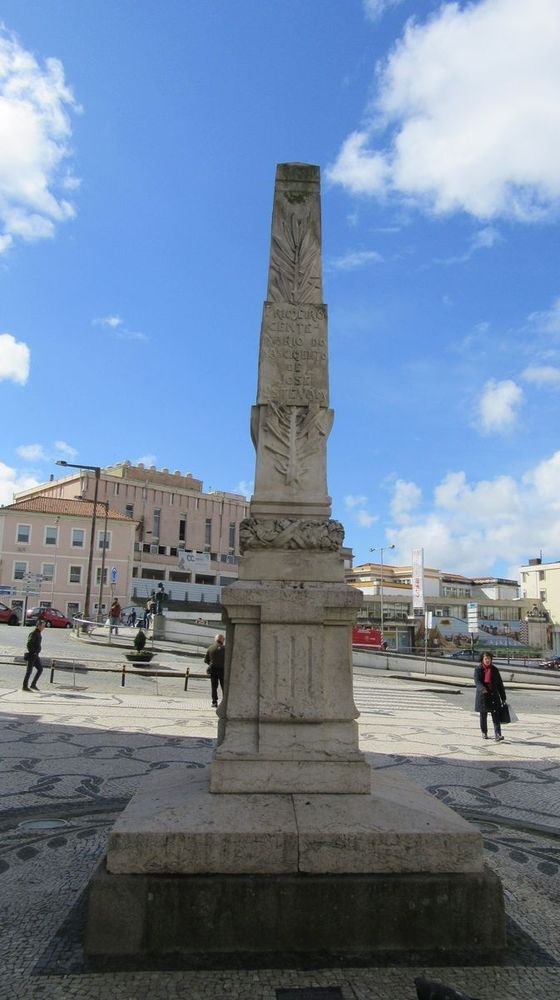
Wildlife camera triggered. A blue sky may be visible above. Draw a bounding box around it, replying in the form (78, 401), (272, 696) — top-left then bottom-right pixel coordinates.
(1, 0), (560, 578)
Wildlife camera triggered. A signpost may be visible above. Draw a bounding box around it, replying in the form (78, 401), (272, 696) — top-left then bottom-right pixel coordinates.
(467, 601), (479, 658)
(21, 574), (43, 627)
(423, 610), (433, 677)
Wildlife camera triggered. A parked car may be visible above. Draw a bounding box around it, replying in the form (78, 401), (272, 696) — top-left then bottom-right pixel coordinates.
(0, 601), (19, 625)
(539, 655), (560, 670)
(25, 607), (72, 629)
(449, 649), (479, 661)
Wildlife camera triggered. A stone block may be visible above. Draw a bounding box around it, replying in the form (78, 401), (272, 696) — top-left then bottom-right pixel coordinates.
(86, 865), (506, 958)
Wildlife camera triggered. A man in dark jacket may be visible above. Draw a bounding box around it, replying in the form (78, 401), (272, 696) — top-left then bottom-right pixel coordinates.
(474, 651), (507, 741)
(23, 619), (46, 692)
(204, 633), (225, 707)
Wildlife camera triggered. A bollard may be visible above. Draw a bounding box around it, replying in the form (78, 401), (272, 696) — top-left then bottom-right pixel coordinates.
(50, 660), (56, 685)
(184, 667), (190, 691)
(121, 664), (126, 687)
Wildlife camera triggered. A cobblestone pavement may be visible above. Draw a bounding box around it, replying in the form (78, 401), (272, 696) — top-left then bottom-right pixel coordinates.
(0, 645), (559, 999)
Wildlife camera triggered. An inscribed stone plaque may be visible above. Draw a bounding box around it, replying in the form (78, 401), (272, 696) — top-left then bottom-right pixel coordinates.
(257, 301), (329, 406)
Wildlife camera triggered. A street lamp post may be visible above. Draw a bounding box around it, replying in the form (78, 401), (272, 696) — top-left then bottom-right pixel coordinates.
(97, 501), (109, 621)
(56, 460), (101, 622)
(369, 544), (395, 644)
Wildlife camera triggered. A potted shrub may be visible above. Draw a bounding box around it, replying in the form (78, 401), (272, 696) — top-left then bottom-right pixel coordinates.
(125, 628), (154, 665)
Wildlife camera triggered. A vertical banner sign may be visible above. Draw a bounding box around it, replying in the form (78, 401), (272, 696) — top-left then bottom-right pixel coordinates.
(467, 601), (479, 634)
(411, 547), (425, 612)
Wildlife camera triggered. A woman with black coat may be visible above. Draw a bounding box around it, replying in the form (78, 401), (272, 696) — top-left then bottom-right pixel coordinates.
(474, 651), (506, 741)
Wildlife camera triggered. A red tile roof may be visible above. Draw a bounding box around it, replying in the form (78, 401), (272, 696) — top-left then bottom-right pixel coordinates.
(1, 496), (133, 521)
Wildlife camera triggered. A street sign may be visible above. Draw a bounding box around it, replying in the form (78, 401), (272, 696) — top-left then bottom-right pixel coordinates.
(0, 585), (16, 595)
(110, 567), (118, 584)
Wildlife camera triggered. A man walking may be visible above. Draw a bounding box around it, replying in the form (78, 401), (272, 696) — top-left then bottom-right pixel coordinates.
(109, 598), (122, 635)
(23, 619), (46, 692)
(204, 632), (225, 708)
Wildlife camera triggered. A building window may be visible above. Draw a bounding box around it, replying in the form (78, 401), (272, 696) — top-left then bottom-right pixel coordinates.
(179, 517), (187, 542)
(16, 524), (31, 543)
(42, 563), (55, 582)
(204, 518), (212, 549)
(72, 528), (85, 548)
(153, 508), (161, 540)
(95, 567), (108, 585)
(114, 482), (120, 495)
(540, 590), (547, 602)
(169, 493), (174, 506)
(98, 529), (111, 550)
(125, 503), (134, 518)
(67, 602), (80, 619)
(14, 561), (27, 580)
(69, 566), (82, 584)
(45, 526), (58, 546)
(539, 570), (545, 581)
(228, 521), (236, 553)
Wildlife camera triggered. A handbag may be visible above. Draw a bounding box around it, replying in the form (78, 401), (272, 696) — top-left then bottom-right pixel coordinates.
(499, 701), (518, 724)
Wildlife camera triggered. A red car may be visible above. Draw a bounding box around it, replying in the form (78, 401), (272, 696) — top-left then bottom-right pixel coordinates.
(0, 601), (19, 625)
(25, 607), (72, 629)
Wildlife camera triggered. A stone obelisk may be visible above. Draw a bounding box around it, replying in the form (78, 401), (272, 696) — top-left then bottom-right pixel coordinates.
(86, 165), (505, 961)
(210, 163), (370, 795)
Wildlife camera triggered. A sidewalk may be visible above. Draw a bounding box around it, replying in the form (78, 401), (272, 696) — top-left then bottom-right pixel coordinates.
(0, 670), (559, 999)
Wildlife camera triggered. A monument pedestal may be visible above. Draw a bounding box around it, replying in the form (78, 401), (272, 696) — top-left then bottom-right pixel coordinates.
(86, 766), (506, 958)
(85, 162), (505, 962)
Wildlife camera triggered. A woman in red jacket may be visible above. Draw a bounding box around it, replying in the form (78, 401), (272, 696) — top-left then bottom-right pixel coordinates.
(474, 651), (507, 741)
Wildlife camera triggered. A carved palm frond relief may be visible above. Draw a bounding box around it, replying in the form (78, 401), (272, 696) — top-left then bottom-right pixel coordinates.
(269, 212), (321, 304)
(263, 404), (331, 485)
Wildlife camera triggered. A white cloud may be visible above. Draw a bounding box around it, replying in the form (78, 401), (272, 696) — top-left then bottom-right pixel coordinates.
(16, 443), (46, 461)
(54, 440), (78, 458)
(328, 131), (389, 197)
(356, 509), (378, 528)
(345, 494), (369, 508)
(328, 0), (560, 221)
(390, 478), (422, 523)
(16, 440), (77, 463)
(521, 365), (560, 387)
(528, 296), (560, 336)
(0, 460), (39, 506)
(437, 226), (501, 265)
(328, 249), (384, 272)
(0, 333), (30, 383)
(94, 315), (123, 329)
(0, 27), (80, 252)
(387, 451), (560, 574)
(93, 314), (148, 342)
(235, 480), (253, 499)
(523, 451), (560, 511)
(344, 494), (378, 529)
(363, 0), (405, 21)
(135, 454), (157, 467)
(478, 379), (523, 432)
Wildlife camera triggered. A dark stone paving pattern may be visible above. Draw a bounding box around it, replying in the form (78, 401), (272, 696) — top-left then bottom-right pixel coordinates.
(0, 670), (559, 998)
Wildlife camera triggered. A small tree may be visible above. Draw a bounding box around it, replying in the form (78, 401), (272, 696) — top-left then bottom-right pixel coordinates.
(126, 627), (153, 664)
(134, 629), (147, 653)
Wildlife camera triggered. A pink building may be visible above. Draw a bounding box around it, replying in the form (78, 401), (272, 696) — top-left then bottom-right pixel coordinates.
(0, 496), (137, 621)
(14, 461), (249, 605)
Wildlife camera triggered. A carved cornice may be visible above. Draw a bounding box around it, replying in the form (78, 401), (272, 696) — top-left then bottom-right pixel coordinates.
(240, 517), (344, 553)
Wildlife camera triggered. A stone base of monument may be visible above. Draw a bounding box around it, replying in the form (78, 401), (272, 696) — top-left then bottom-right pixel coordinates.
(85, 766), (506, 959)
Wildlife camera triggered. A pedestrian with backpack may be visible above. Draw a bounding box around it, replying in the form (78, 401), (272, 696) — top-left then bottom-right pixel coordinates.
(23, 619), (46, 693)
